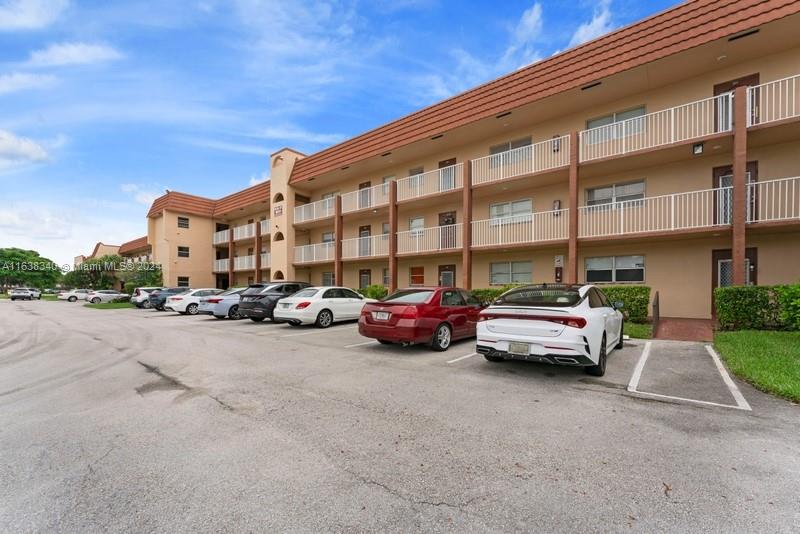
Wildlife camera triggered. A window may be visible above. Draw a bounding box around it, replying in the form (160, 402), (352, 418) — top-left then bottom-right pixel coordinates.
(409, 216), (424, 236)
(441, 290), (465, 306)
(321, 231), (335, 243)
(586, 106), (646, 142)
(342, 288), (361, 299)
(321, 191), (338, 199)
(177, 216), (189, 228)
(323, 288), (345, 299)
(586, 255), (645, 283)
(382, 268), (390, 286)
(359, 269), (371, 289)
(322, 272), (335, 286)
(177, 276), (190, 287)
(490, 261), (532, 285)
(382, 222), (390, 235)
(489, 136), (532, 168)
(410, 266), (424, 286)
(408, 167), (424, 191)
(490, 136), (532, 155)
(177, 246), (190, 258)
(490, 199), (532, 221)
(586, 181), (645, 207)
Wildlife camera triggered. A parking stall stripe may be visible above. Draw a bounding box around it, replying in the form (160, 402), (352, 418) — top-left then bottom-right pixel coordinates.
(344, 340), (378, 349)
(627, 390), (752, 411)
(278, 325), (358, 338)
(705, 345), (752, 411)
(447, 352), (478, 364)
(627, 341), (652, 392)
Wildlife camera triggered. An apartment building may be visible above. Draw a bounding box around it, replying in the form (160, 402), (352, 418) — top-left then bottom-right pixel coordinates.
(74, 242), (121, 267)
(128, 0), (800, 319)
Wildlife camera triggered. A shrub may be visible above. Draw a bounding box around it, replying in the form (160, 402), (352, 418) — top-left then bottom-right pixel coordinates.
(714, 286), (781, 330)
(775, 284), (800, 330)
(600, 286), (651, 323)
(358, 285), (389, 300)
(470, 285), (519, 305)
(112, 296), (131, 303)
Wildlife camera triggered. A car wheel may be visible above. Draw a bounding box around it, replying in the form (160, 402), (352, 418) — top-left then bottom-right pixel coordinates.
(228, 305), (240, 320)
(484, 354), (504, 362)
(186, 303), (199, 315)
(91, 297), (101, 304)
(142, 300), (152, 309)
(315, 309), (333, 328)
(430, 323), (452, 352)
(586, 333), (607, 377)
(68, 296), (77, 302)
(615, 321), (624, 350)
(250, 317), (264, 322)
(377, 339), (393, 345)
(214, 315), (225, 319)
(156, 306), (164, 311)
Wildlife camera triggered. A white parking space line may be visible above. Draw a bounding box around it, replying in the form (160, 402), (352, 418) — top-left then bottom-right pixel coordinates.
(705, 345), (752, 411)
(343, 340), (378, 349)
(447, 352), (478, 364)
(278, 325), (358, 338)
(627, 390), (752, 411)
(627, 341), (651, 392)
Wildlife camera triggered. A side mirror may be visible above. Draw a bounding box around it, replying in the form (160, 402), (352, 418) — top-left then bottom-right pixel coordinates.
(613, 301), (624, 310)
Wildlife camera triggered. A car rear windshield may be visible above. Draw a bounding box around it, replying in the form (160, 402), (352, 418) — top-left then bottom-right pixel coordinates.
(381, 290), (434, 304)
(218, 287), (245, 296)
(293, 288), (320, 298)
(494, 286), (583, 307)
(242, 284), (277, 296)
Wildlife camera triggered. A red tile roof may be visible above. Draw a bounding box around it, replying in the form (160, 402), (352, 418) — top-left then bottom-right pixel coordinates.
(146, 182), (270, 218)
(289, 0), (800, 184)
(119, 236), (150, 255)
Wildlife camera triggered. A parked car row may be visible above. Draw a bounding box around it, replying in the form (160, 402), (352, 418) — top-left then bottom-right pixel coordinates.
(56, 288), (129, 303)
(9, 287), (42, 300)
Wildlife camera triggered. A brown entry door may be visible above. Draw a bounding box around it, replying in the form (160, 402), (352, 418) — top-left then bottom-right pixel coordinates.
(439, 211), (456, 249)
(711, 248), (758, 315)
(438, 265), (456, 287)
(713, 73), (760, 130)
(438, 158), (457, 191)
(358, 181), (372, 209)
(359, 225), (371, 257)
(712, 162), (758, 225)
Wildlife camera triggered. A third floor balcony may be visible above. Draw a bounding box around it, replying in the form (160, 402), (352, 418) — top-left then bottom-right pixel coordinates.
(341, 234), (389, 259)
(396, 163), (463, 202)
(471, 210), (569, 248)
(397, 224), (463, 255)
(471, 136), (570, 187)
(233, 222), (256, 241)
(341, 183), (390, 214)
(294, 197), (335, 225)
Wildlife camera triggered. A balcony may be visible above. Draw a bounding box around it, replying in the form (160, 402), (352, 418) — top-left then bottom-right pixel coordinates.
(213, 258), (229, 272)
(396, 163), (463, 202)
(233, 222), (256, 241)
(397, 224), (463, 255)
(341, 183), (390, 213)
(233, 255), (256, 271)
(748, 74), (800, 127)
(294, 242), (335, 264)
(579, 93), (733, 163)
(342, 234), (390, 259)
(294, 197), (335, 224)
(471, 210), (569, 248)
(212, 229), (229, 245)
(747, 177), (800, 223)
(578, 187), (732, 239)
(260, 219), (271, 236)
(260, 252), (270, 268)
(471, 136), (570, 186)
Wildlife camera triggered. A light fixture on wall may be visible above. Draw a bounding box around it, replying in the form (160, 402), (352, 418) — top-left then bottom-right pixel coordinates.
(692, 142), (704, 155)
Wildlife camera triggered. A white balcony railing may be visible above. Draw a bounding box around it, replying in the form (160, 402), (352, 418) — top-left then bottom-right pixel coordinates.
(212, 229), (229, 245)
(341, 183), (390, 213)
(747, 177), (800, 223)
(579, 93), (733, 162)
(260, 252), (270, 268)
(233, 222), (256, 241)
(260, 219), (271, 235)
(396, 163), (463, 201)
(471, 136), (570, 186)
(342, 234), (390, 259)
(294, 242), (335, 264)
(472, 211), (569, 247)
(234, 255), (256, 271)
(748, 74), (800, 127)
(578, 187), (732, 238)
(213, 258), (229, 272)
(397, 224), (463, 254)
(294, 197), (335, 224)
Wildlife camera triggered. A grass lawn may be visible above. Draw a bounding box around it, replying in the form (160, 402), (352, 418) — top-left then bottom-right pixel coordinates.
(0, 294), (58, 300)
(715, 330), (800, 403)
(624, 322), (652, 339)
(84, 301), (135, 310)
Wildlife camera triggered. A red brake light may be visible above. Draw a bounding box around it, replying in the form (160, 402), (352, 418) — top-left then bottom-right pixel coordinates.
(296, 301), (311, 309)
(395, 305), (418, 319)
(479, 313), (586, 329)
(208, 298), (222, 303)
(172, 297), (183, 301)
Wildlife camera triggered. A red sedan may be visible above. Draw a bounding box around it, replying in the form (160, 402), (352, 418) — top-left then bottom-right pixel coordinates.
(358, 287), (485, 351)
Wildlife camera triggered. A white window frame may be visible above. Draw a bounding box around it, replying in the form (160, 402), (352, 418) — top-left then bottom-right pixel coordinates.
(382, 267), (390, 286)
(409, 216), (424, 237)
(322, 271), (335, 286)
(177, 246), (190, 258)
(586, 105), (646, 143)
(177, 216), (190, 229)
(490, 199), (533, 224)
(489, 261), (532, 286)
(585, 255), (645, 283)
(585, 180), (645, 209)
(321, 231), (335, 243)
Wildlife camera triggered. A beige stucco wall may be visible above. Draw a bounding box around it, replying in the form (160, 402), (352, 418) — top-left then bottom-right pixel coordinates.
(147, 210), (216, 287)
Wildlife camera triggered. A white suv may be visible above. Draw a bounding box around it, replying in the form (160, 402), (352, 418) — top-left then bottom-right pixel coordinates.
(130, 287), (163, 309)
(9, 288), (41, 301)
(58, 289), (90, 302)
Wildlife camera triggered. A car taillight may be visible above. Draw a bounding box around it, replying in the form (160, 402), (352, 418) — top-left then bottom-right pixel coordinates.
(395, 306), (418, 319)
(171, 297), (183, 301)
(208, 298), (222, 304)
(295, 301), (311, 309)
(478, 313), (586, 329)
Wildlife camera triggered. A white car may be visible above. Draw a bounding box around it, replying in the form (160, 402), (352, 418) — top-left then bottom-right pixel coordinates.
(9, 288), (41, 301)
(476, 284), (624, 377)
(274, 286), (374, 328)
(197, 287), (247, 319)
(165, 288), (223, 315)
(86, 289), (129, 304)
(58, 289), (91, 302)
(130, 287), (163, 309)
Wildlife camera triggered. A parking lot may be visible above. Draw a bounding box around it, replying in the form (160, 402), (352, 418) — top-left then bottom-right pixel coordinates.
(1, 299), (799, 532)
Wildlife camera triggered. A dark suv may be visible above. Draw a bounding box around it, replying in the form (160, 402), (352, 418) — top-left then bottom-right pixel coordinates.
(238, 282), (311, 322)
(148, 287), (190, 311)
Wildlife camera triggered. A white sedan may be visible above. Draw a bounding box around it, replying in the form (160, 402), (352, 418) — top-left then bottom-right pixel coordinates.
(476, 284), (624, 377)
(273, 286), (374, 328)
(165, 288), (223, 315)
(86, 289), (129, 304)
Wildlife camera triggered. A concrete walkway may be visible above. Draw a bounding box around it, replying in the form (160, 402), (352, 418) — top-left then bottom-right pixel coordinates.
(655, 317), (714, 341)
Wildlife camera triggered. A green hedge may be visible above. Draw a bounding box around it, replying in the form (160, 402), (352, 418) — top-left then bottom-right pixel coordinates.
(357, 285), (389, 300)
(599, 286), (651, 323)
(469, 285), (520, 304)
(715, 284), (800, 331)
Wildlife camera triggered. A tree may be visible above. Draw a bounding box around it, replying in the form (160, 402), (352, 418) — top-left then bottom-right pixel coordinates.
(0, 248), (63, 290)
(121, 262), (163, 294)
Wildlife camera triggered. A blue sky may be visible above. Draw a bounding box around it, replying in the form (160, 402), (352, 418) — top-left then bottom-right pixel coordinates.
(0, 0), (674, 266)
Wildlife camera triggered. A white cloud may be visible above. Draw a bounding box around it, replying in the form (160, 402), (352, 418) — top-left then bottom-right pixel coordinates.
(0, 128), (48, 172)
(248, 171), (269, 186)
(251, 125), (345, 146)
(0, 0), (69, 30)
(569, 0), (614, 47)
(0, 72), (56, 95)
(120, 183), (163, 206)
(176, 136), (271, 156)
(27, 42), (123, 67)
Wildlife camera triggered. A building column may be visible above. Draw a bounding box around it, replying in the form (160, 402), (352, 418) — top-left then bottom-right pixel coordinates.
(388, 181), (398, 293)
(227, 227), (235, 288)
(732, 85), (748, 286)
(334, 195), (343, 285)
(462, 161), (473, 289)
(254, 222), (262, 283)
(567, 131), (580, 284)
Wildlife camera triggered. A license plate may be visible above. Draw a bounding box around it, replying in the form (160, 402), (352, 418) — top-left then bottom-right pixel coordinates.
(508, 342), (530, 356)
(373, 311), (390, 321)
